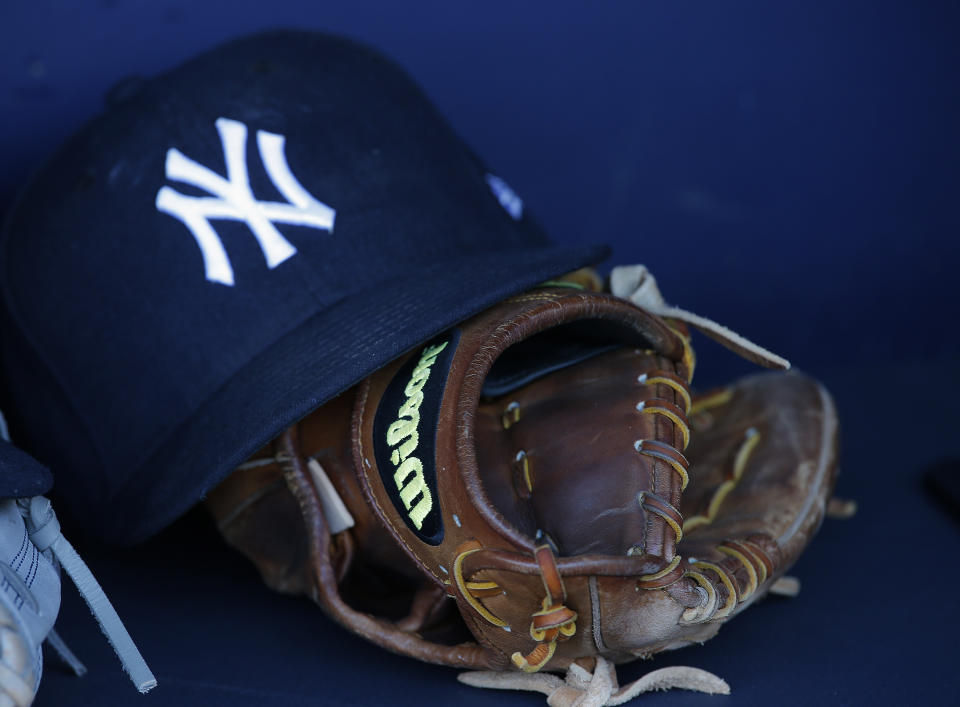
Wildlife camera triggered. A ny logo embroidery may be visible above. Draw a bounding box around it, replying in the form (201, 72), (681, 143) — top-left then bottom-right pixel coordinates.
(155, 117), (336, 286)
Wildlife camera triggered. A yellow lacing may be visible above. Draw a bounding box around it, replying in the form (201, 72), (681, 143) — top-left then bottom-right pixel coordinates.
(681, 570), (718, 623)
(510, 545), (577, 673)
(511, 641), (556, 673)
(689, 388), (734, 416)
(731, 428), (760, 476)
(640, 375), (692, 415)
(692, 561), (737, 618)
(740, 543), (769, 585)
(501, 402), (521, 429)
(634, 440), (689, 490)
(717, 545), (758, 602)
(637, 492), (683, 545)
(637, 556), (682, 585)
(528, 598), (577, 643)
(682, 428), (760, 533)
(465, 580), (502, 598)
(638, 403), (690, 450)
(453, 548), (509, 628)
(515, 451), (533, 493)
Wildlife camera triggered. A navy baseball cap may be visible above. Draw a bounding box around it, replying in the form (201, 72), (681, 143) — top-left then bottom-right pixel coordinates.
(0, 30), (607, 543)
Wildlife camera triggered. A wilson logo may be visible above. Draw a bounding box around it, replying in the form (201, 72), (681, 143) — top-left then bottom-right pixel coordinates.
(385, 341), (448, 530)
(155, 117), (336, 286)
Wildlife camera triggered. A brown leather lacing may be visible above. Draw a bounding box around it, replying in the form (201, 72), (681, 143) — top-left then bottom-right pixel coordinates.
(664, 324), (697, 381)
(629, 352), (691, 593)
(635, 368), (692, 493)
(454, 303), (790, 675)
(282, 426), (495, 669)
(737, 539), (774, 585)
(629, 400), (782, 624)
(680, 568), (719, 623)
(637, 492), (684, 545)
(510, 544), (578, 673)
(468, 351), (695, 671)
(635, 399), (690, 450)
(452, 542), (582, 673)
(637, 370), (692, 414)
(680, 536), (778, 625)
(635, 556), (683, 589)
(717, 543), (759, 600)
(634, 440), (689, 490)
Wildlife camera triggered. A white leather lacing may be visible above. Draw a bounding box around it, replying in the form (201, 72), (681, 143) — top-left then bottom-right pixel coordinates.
(18, 497), (157, 694)
(459, 655), (729, 706)
(610, 264), (790, 370)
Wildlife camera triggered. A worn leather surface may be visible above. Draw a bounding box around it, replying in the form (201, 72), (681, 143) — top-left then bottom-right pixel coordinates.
(209, 287), (839, 673)
(476, 346), (690, 558)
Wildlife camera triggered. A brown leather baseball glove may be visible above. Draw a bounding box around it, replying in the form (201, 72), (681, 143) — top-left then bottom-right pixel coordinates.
(207, 266), (844, 704)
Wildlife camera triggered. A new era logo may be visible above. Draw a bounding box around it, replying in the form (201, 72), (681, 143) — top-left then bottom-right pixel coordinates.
(156, 117), (336, 286)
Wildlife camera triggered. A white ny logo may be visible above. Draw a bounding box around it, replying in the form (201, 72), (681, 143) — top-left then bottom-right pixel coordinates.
(155, 117), (336, 286)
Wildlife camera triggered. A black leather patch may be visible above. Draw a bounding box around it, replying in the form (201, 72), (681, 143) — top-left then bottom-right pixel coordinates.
(373, 331), (459, 545)
(481, 320), (649, 397)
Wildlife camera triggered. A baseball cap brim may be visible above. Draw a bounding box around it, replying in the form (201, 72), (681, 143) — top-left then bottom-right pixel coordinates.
(106, 243), (607, 543)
